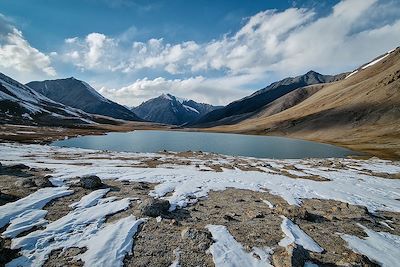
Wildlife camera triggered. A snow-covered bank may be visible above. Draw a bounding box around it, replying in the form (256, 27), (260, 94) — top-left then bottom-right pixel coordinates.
(1, 143), (400, 213)
(1, 142), (400, 266)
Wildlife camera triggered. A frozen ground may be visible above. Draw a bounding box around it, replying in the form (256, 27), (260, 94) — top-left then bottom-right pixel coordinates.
(0, 143), (400, 266)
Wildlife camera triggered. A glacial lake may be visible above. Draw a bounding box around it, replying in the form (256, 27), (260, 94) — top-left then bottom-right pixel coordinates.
(51, 130), (361, 159)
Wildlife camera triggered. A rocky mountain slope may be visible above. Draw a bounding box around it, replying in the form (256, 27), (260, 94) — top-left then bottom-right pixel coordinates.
(192, 71), (345, 127)
(0, 73), (100, 126)
(208, 47), (400, 158)
(27, 78), (141, 121)
(133, 93), (220, 125)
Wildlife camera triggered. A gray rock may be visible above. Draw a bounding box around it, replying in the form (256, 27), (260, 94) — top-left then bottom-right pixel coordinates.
(8, 164), (30, 170)
(181, 227), (213, 252)
(34, 176), (53, 188)
(15, 178), (36, 188)
(79, 175), (103, 189)
(139, 198), (170, 217)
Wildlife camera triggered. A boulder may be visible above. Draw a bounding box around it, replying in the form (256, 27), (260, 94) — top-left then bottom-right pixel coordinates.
(139, 198), (170, 217)
(34, 176), (53, 188)
(8, 164), (30, 170)
(14, 178), (36, 188)
(79, 175), (103, 189)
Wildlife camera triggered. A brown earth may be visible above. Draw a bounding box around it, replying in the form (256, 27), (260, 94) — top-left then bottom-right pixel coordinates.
(1, 161), (398, 267)
(201, 48), (400, 160)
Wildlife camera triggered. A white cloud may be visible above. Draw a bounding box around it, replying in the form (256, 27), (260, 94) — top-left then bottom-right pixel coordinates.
(64, 0), (400, 77)
(0, 14), (57, 82)
(66, 0), (400, 105)
(98, 74), (254, 107)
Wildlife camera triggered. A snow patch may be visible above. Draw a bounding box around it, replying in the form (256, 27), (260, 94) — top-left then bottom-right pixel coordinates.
(69, 188), (110, 209)
(8, 195), (132, 266)
(279, 216), (323, 253)
(0, 187), (72, 229)
(2, 210), (48, 238)
(341, 224), (400, 267)
(361, 53), (390, 70)
(206, 224), (273, 267)
(78, 215), (145, 266)
(169, 247), (181, 267)
(262, 199), (274, 209)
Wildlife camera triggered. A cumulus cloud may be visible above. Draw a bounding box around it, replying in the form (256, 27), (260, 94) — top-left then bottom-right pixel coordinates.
(66, 0), (400, 105)
(64, 0), (400, 77)
(98, 74), (258, 106)
(0, 14), (56, 82)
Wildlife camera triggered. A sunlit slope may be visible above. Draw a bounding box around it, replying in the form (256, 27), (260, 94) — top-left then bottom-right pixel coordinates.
(209, 48), (400, 158)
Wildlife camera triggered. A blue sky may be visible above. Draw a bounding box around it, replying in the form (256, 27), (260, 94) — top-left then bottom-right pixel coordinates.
(0, 0), (399, 106)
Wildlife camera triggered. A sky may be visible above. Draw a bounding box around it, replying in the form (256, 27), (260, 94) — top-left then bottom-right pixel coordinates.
(0, 0), (400, 106)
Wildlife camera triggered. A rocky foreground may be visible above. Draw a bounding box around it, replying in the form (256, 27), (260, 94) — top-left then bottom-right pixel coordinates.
(1, 143), (400, 267)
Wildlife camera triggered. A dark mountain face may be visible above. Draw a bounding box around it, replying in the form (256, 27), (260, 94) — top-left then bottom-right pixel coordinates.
(132, 94), (220, 125)
(0, 72), (98, 126)
(192, 71), (345, 126)
(27, 78), (141, 121)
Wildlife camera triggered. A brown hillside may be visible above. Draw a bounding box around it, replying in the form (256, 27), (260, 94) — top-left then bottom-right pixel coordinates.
(206, 48), (400, 159)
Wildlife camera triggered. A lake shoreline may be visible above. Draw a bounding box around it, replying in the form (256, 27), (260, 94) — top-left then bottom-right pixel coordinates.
(0, 122), (387, 159)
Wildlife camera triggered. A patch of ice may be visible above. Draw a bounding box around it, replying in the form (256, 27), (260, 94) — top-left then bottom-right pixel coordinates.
(361, 53), (390, 70)
(69, 188), (110, 209)
(341, 224), (400, 267)
(379, 221), (394, 230)
(206, 225), (273, 267)
(169, 247), (181, 267)
(279, 216), (323, 253)
(8, 195), (132, 266)
(262, 199), (274, 209)
(183, 104), (199, 114)
(0, 187), (72, 229)
(304, 261), (320, 267)
(2, 210), (48, 238)
(345, 70), (358, 79)
(78, 215), (145, 266)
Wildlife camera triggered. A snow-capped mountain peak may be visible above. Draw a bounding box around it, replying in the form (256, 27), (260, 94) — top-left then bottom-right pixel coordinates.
(132, 93), (220, 125)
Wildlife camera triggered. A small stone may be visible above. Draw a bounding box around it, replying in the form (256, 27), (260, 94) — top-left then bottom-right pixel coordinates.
(169, 219), (179, 226)
(198, 242), (209, 252)
(79, 175), (103, 189)
(223, 214), (238, 221)
(139, 198), (170, 217)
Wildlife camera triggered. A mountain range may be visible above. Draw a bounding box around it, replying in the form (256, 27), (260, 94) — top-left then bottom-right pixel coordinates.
(0, 73), (101, 126)
(132, 93), (221, 125)
(191, 70), (346, 127)
(207, 47), (400, 158)
(1, 47), (398, 157)
(27, 78), (141, 121)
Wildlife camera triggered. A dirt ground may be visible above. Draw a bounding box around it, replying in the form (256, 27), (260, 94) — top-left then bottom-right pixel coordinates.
(1, 162), (398, 267)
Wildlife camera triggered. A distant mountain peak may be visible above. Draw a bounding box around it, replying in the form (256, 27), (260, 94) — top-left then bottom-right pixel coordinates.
(133, 94), (220, 125)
